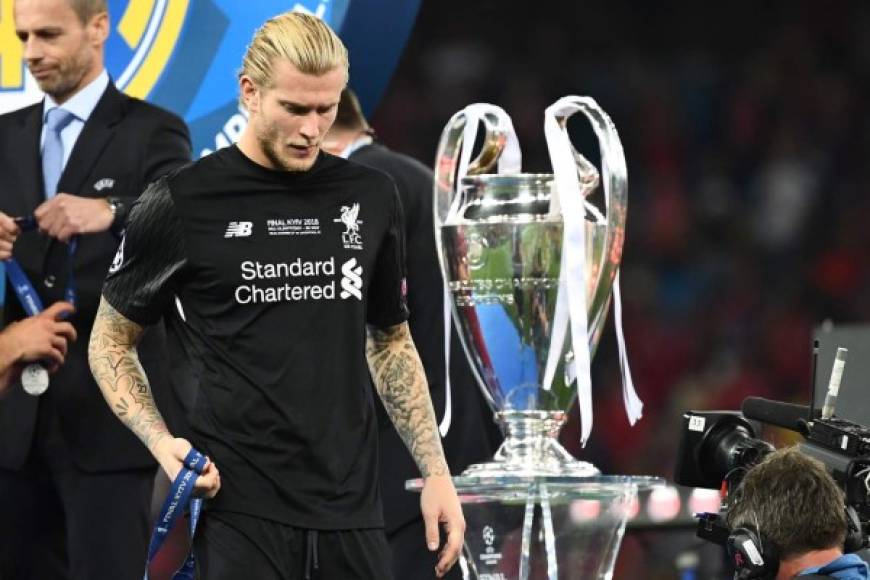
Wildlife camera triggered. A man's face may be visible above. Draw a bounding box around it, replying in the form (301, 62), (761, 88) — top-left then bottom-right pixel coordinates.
(243, 59), (346, 172)
(14, 0), (106, 102)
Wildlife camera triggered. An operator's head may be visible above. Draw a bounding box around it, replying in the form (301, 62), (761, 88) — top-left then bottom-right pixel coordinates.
(14, 0), (109, 103)
(727, 446), (847, 560)
(238, 12), (348, 172)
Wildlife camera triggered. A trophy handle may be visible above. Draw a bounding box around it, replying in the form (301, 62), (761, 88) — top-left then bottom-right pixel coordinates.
(566, 99), (628, 333)
(546, 98), (627, 336)
(543, 96), (633, 444)
(432, 105), (522, 439)
(570, 99), (643, 429)
(433, 104), (521, 228)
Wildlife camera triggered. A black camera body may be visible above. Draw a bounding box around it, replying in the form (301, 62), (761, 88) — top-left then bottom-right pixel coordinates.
(674, 411), (773, 491)
(674, 403), (870, 551)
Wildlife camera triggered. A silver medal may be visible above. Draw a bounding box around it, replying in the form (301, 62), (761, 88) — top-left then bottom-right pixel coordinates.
(21, 363), (49, 396)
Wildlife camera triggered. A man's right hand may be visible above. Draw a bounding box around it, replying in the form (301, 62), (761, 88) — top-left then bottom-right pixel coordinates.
(0, 212), (21, 260)
(153, 436), (221, 498)
(34, 193), (114, 242)
(0, 301), (76, 395)
(4, 301), (77, 370)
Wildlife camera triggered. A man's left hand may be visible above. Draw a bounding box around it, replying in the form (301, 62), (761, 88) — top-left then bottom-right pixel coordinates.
(420, 474), (465, 578)
(34, 193), (113, 241)
(0, 212), (20, 260)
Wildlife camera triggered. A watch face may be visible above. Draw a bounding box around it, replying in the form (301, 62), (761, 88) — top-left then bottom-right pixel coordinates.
(107, 198), (121, 218)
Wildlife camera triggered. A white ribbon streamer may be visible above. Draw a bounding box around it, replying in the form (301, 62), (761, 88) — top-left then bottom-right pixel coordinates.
(542, 96), (643, 445)
(439, 104), (521, 437)
(543, 101), (594, 445)
(439, 284), (453, 436)
(613, 271), (643, 420)
(572, 100), (643, 427)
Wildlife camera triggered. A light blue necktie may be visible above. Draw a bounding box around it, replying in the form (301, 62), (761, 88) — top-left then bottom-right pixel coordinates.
(42, 108), (75, 199)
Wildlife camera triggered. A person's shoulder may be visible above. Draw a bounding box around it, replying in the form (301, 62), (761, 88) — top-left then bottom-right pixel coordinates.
(117, 91), (186, 130)
(163, 153), (212, 187)
(322, 151), (398, 192)
(0, 101), (40, 128)
(355, 143), (431, 175)
(351, 143), (432, 190)
(162, 146), (236, 192)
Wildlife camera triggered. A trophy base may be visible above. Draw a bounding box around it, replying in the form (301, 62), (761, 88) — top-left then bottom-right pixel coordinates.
(462, 410), (600, 478)
(405, 475), (666, 579)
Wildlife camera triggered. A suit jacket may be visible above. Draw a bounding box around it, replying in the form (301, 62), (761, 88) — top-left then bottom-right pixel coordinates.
(350, 143), (503, 533)
(0, 82), (191, 472)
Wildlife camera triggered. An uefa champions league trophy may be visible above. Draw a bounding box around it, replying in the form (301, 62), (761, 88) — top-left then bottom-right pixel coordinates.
(434, 97), (642, 477)
(413, 98), (663, 580)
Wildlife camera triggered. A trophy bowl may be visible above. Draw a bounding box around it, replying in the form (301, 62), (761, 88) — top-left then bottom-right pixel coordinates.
(434, 99), (629, 478)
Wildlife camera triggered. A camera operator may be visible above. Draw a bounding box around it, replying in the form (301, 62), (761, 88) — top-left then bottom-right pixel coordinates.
(725, 446), (869, 579)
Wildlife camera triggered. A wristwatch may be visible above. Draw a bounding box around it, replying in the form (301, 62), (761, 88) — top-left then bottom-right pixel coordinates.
(106, 196), (124, 236)
(106, 196), (121, 218)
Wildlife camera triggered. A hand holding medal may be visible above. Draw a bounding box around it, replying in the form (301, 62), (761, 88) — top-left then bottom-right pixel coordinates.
(3, 215), (78, 396)
(0, 301), (76, 396)
(21, 302), (77, 395)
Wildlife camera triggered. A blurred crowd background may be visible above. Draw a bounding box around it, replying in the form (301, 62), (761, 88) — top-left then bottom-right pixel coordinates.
(369, 1), (870, 575)
(377, 0), (870, 477)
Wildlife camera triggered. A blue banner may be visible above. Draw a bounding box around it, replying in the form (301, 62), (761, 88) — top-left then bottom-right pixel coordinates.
(1, 0), (421, 155)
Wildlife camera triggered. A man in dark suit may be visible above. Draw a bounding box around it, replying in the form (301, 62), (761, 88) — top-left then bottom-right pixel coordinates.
(0, 0), (191, 578)
(324, 89), (503, 580)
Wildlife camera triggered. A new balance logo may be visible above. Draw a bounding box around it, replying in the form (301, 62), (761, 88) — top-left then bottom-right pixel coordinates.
(340, 258), (363, 300)
(224, 221), (252, 238)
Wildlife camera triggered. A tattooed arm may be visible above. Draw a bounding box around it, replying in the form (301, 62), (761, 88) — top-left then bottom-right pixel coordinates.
(366, 321), (447, 477)
(88, 298), (168, 449)
(366, 321), (464, 578)
(88, 297), (220, 496)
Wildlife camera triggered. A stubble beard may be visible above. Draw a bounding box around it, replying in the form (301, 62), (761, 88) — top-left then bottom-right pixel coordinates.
(34, 50), (92, 103)
(257, 120), (318, 173)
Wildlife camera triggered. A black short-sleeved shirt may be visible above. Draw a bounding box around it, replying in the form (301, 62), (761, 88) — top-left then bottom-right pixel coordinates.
(102, 145), (408, 529)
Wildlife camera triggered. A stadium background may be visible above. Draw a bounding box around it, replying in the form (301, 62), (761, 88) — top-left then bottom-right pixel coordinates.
(3, 0), (869, 577)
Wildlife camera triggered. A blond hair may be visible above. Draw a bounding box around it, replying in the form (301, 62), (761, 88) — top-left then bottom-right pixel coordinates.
(239, 12), (348, 93)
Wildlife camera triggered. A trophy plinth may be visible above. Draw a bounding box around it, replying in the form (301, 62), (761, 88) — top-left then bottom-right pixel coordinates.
(463, 411), (600, 478)
(406, 475), (665, 580)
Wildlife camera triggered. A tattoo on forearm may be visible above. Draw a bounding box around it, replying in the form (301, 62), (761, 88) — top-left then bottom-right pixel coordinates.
(367, 323), (448, 478)
(88, 298), (169, 451)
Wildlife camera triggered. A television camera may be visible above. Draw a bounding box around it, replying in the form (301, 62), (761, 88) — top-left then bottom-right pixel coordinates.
(674, 399), (870, 549)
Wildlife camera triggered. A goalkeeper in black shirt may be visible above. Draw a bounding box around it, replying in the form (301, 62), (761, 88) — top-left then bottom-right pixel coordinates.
(87, 11), (464, 580)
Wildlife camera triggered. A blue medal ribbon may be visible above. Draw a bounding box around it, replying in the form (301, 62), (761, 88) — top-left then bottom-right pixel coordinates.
(4, 216), (78, 315)
(3, 216), (78, 393)
(144, 448), (207, 580)
(4, 258), (45, 316)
